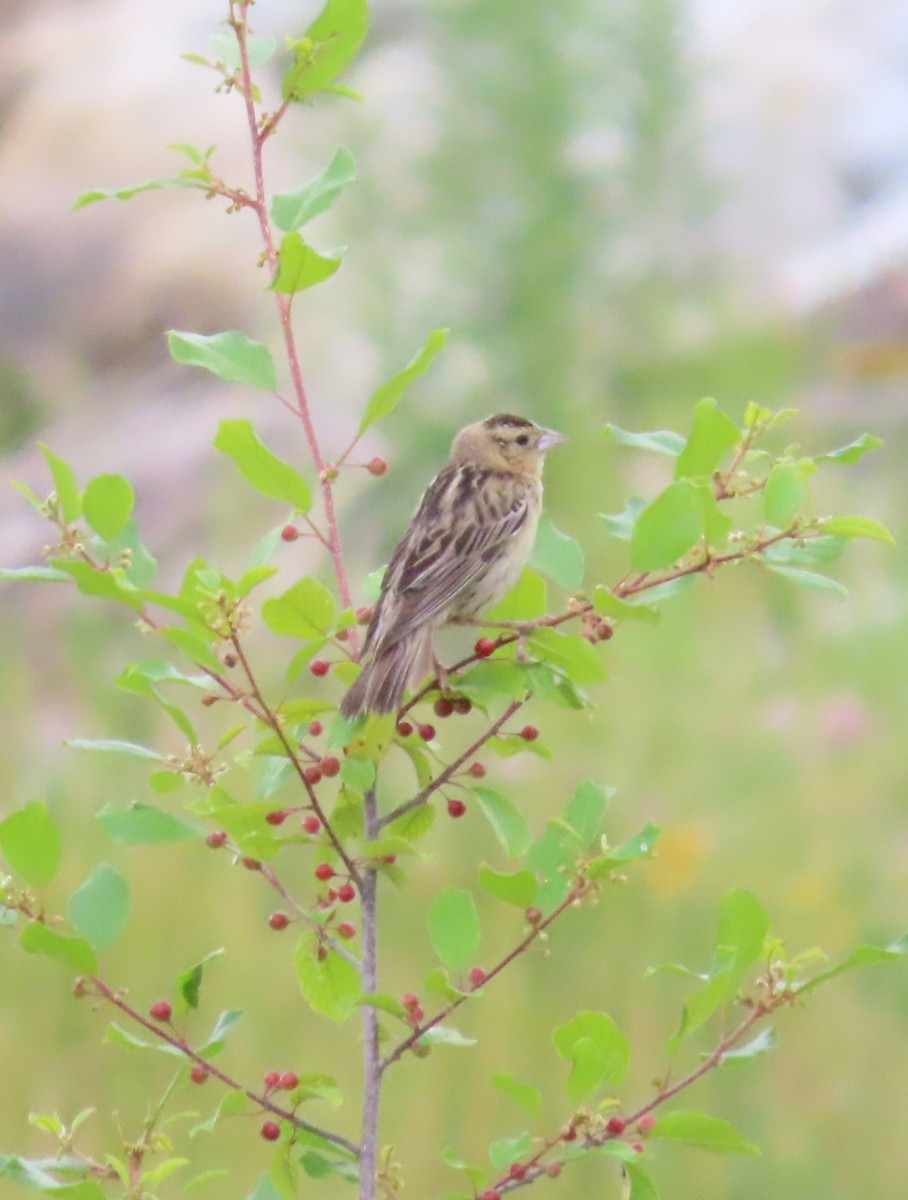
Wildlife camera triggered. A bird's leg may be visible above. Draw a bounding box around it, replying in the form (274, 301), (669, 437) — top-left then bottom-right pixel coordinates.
(433, 656), (451, 697)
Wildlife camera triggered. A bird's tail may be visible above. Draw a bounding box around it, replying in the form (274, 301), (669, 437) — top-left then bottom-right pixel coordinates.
(340, 631), (434, 720)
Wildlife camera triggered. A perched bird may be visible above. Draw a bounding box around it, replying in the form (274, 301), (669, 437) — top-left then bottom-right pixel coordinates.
(340, 413), (566, 719)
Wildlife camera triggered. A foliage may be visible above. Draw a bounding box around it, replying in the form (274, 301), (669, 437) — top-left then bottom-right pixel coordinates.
(0, 3), (901, 1200)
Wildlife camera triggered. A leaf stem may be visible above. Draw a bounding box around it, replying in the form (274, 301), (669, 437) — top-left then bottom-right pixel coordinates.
(359, 787), (381, 1200)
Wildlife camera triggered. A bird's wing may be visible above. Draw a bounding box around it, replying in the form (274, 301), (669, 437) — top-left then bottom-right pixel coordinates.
(367, 465), (531, 653)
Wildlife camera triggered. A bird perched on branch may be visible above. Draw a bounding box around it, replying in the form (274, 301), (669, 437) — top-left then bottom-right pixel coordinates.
(340, 413), (566, 719)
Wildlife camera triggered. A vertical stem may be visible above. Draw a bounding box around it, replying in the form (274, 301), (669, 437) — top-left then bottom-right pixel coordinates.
(359, 787), (381, 1200)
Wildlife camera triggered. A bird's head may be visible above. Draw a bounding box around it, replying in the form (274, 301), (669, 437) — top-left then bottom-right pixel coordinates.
(451, 414), (566, 477)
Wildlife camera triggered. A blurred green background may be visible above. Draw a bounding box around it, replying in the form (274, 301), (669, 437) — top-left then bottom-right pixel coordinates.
(1, 1), (906, 1197)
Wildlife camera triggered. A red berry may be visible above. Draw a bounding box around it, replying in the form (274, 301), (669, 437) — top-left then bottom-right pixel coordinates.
(407, 1004), (424, 1025)
(264, 1070), (281, 1089)
(304, 765), (323, 785)
(190, 1064), (209, 1084)
(396, 721), (413, 737)
(525, 906), (543, 924)
(241, 855), (261, 871)
(474, 636), (496, 658)
(606, 1115), (626, 1135)
(418, 723), (435, 742)
(266, 809), (287, 826)
(308, 720), (323, 736)
(337, 921), (356, 939)
(279, 1071), (299, 1091)
(356, 606), (373, 624)
(520, 724), (539, 741)
(402, 993), (420, 1011)
(367, 457), (387, 476)
(453, 697), (472, 715)
(545, 1162), (562, 1178)
(206, 830), (227, 849)
(310, 659), (330, 677)
(447, 798), (467, 819)
(469, 966), (487, 988)
(378, 853), (397, 865)
(479, 1191), (501, 1200)
(632, 1142), (644, 1153)
(261, 1121), (281, 1142)
(335, 626), (350, 642)
(315, 863), (334, 881)
(509, 1163), (527, 1180)
(149, 1000), (172, 1022)
(433, 697), (454, 718)
(320, 755), (341, 777)
(562, 1126), (577, 1142)
(467, 761), (486, 778)
(269, 911), (290, 931)
(281, 524), (299, 542)
(301, 814), (321, 835)
(336, 882), (356, 903)
(637, 1114), (656, 1133)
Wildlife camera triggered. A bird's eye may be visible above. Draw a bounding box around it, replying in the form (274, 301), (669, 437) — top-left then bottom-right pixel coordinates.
(515, 434), (529, 446)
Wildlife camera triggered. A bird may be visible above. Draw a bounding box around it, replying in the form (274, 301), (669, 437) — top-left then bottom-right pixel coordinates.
(340, 413), (566, 719)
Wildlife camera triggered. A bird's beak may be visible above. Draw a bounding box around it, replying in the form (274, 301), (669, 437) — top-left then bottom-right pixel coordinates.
(537, 427), (568, 452)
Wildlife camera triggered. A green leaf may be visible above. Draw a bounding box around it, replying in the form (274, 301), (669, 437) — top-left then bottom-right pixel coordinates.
(488, 1131), (533, 1172)
(762, 564), (849, 597)
(625, 1162), (662, 1199)
(270, 233), (343, 293)
(695, 481), (732, 545)
(50, 559), (143, 611)
(66, 864), (129, 950)
(20, 922), (98, 974)
(282, 0), (369, 100)
(214, 418), (312, 510)
(472, 786), (531, 858)
(552, 1011), (630, 1103)
(65, 737), (164, 761)
(294, 932), (360, 1021)
(603, 425), (685, 456)
(668, 888), (769, 1052)
(176, 949), (223, 1012)
(631, 480), (702, 572)
(527, 627), (607, 685)
(73, 176), (198, 209)
(39, 444), (81, 522)
(167, 331), (277, 390)
(651, 1110), (759, 1155)
(720, 1027), (777, 1065)
(796, 936), (907, 995)
(586, 823), (660, 877)
(592, 585), (659, 624)
(82, 474), (135, 541)
(210, 31), (276, 70)
(529, 514), (584, 589)
(490, 1070), (541, 1119)
(271, 147), (356, 232)
(0, 800), (61, 888)
(419, 1025), (476, 1048)
(600, 496), (646, 542)
(486, 568), (547, 621)
(822, 515), (894, 545)
(358, 328), (449, 435)
(262, 577), (336, 638)
(478, 864), (537, 908)
(761, 535), (846, 566)
(763, 460), (814, 527)
(158, 625), (224, 674)
(816, 433), (883, 464)
(674, 398), (740, 479)
(198, 1008), (245, 1056)
(563, 779), (612, 848)
(427, 887), (481, 973)
(0, 565), (69, 583)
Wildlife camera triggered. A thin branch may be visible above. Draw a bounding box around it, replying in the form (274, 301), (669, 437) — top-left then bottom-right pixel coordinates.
(380, 885), (583, 1073)
(379, 699), (525, 828)
(89, 977), (359, 1157)
(358, 788), (381, 1200)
